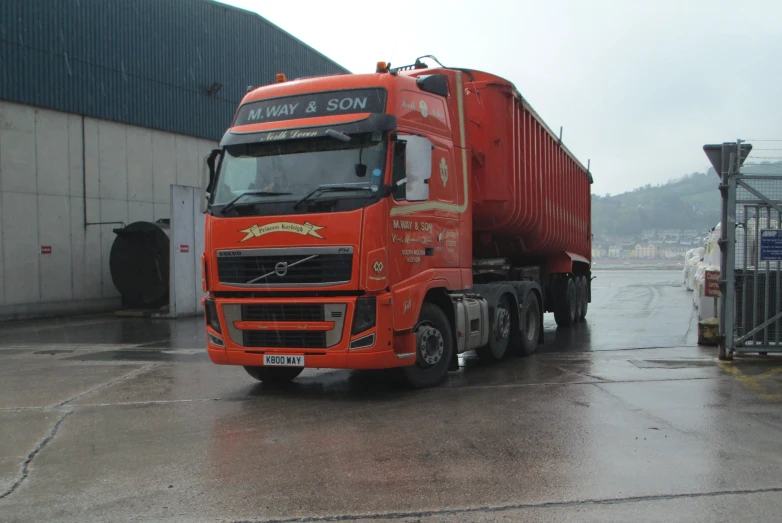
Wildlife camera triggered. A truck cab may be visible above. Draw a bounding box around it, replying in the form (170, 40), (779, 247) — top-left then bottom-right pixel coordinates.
(203, 63), (477, 387)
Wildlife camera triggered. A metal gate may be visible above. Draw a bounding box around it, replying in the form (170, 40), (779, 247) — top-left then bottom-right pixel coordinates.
(704, 141), (782, 358)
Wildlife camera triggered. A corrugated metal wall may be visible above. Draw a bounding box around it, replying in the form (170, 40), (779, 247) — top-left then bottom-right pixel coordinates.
(0, 0), (348, 141)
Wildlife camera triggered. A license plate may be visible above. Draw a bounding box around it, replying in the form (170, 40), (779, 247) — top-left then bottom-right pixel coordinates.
(263, 354), (305, 367)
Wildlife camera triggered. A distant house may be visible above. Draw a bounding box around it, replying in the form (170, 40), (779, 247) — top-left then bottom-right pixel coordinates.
(608, 245), (623, 258)
(592, 246), (607, 258)
(662, 245), (687, 259)
(642, 229), (657, 240)
(632, 244), (658, 258)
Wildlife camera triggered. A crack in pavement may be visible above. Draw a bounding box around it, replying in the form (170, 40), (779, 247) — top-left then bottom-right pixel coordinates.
(0, 409), (72, 501)
(54, 363), (158, 407)
(0, 364), (158, 501)
(234, 486), (782, 522)
(541, 361), (612, 382)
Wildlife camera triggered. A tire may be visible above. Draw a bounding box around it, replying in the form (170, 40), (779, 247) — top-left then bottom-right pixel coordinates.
(476, 294), (513, 361)
(579, 277), (589, 321)
(553, 277), (576, 327)
(574, 278), (584, 321)
(401, 303), (454, 389)
(244, 366), (303, 383)
(515, 291), (540, 356)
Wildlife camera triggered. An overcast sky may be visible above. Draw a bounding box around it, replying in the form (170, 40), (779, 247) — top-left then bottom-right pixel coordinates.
(219, 0), (782, 196)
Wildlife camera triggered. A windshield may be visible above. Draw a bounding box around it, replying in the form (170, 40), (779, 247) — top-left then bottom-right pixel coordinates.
(211, 133), (387, 214)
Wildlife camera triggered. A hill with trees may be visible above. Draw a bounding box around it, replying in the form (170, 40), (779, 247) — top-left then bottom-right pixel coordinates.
(592, 161), (782, 238)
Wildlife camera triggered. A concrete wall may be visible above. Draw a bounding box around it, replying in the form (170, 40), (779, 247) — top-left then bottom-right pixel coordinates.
(0, 100), (215, 320)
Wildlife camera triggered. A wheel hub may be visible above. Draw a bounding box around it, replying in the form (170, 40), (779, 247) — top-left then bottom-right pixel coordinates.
(416, 324), (444, 366)
(496, 308), (511, 340)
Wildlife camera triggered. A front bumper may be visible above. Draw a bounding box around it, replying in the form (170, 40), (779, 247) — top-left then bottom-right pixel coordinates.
(205, 294), (415, 370)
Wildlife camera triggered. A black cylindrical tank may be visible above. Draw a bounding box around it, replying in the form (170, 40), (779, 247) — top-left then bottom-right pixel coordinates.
(110, 221), (170, 308)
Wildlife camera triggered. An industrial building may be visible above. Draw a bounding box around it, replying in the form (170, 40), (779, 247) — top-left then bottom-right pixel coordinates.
(0, 0), (347, 320)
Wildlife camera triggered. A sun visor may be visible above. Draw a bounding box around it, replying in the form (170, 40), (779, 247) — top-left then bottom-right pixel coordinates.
(220, 114), (397, 147)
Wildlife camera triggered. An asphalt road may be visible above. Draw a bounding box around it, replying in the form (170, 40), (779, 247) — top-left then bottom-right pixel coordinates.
(1, 270), (781, 522)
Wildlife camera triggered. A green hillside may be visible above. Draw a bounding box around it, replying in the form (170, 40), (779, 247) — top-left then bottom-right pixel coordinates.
(592, 161), (782, 237)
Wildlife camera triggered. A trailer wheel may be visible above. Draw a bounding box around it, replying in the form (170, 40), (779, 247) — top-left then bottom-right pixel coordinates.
(574, 277), (584, 321)
(477, 294), (512, 361)
(401, 303), (453, 388)
(554, 277), (576, 327)
(516, 292), (540, 356)
(578, 277), (589, 321)
(243, 366), (303, 383)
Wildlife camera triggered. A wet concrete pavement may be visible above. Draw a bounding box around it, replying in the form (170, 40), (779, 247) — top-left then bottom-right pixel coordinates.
(1, 270), (781, 522)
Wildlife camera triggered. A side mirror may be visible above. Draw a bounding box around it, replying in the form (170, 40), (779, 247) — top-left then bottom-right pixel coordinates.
(201, 149), (220, 213)
(400, 136), (432, 202)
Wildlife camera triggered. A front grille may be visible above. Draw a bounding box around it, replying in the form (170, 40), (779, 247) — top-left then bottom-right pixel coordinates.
(241, 304), (325, 322)
(243, 331), (327, 348)
(218, 253), (352, 286)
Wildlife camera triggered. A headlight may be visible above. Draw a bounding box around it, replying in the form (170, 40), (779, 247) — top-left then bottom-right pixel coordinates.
(351, 297), (376, 335)
(204, 298), (222, 334)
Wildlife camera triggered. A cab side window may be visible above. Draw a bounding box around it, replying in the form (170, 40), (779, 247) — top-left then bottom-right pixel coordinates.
(391, 141), (406, 201)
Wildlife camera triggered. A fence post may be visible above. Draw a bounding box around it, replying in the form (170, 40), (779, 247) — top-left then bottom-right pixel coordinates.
(717, 146), (733, 360)
(723, 142), (741, 358)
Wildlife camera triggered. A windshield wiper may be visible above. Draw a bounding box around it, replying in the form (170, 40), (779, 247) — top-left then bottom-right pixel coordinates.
(293, 184), (373, 209)
(220, 190), (292, 215)
(325, 129), (351, 142)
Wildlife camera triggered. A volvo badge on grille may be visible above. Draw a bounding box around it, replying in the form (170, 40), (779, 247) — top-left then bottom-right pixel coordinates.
(245, 254), (320, 284)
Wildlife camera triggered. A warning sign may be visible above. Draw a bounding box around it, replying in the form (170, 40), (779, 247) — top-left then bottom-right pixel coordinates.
(177, 245), (190, 253)
(705, 270), (720, 297)
(39, 246), (52, 255)
(760, 229), (782, 261)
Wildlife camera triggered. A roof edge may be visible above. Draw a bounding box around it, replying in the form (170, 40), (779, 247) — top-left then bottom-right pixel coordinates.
(204, 0), (351, 74)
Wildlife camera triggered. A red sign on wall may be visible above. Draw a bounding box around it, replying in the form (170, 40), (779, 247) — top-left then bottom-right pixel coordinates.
(39, 246), (52, 255)
(177, 244), (190, 253)
(705, 270), (721, 297)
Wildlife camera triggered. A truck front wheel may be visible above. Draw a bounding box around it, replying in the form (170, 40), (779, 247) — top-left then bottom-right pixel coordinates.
(244, 366), (303, 383)
(401, 303), (454, 388)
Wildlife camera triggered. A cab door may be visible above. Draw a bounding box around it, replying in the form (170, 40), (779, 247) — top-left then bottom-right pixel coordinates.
(387, 134), (461, 331)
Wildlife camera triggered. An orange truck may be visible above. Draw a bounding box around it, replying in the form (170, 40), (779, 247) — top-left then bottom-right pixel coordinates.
(202, 57), (592, 388)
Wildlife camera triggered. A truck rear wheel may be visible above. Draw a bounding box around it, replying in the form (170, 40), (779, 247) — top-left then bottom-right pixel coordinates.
(401, 303), (453, 389)
(476, 294), (513, 361)
(244, 366), (303, 383)
(578, 277), (589, 321)
(574, 277), (584, 321)
(515, 292), (540, 356)
(554, 277), (576, 327)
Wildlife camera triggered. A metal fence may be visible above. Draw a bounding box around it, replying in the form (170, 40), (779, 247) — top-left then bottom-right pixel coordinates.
(705, 141), (782, 358)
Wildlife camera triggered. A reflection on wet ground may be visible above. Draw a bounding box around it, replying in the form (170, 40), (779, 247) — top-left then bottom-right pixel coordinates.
(1, 271), (781, 522)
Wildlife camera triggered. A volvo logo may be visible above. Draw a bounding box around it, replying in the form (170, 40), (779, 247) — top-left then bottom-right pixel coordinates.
(245, 254), (319, 284)
(274, 261), (288, 277)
